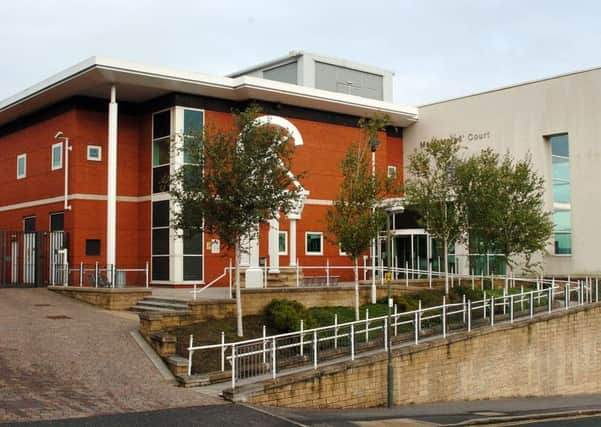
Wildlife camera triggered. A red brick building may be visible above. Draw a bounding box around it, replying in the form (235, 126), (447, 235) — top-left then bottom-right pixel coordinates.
(0, 54), (416, 287)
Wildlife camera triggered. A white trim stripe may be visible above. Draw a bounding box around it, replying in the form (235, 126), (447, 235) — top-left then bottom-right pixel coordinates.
(0, 193), (152, 212)
(0, 193), (329, 213)
(305, 198), (334, 206)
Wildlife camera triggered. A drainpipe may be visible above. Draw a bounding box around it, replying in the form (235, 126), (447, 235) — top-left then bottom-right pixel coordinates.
(64, 138), (72, 211)
(106, 85), (118, 274)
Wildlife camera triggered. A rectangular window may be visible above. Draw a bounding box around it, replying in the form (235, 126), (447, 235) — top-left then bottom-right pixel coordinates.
(183, 108), (204, 164)
(278, 231), (288, 255)
(17, 154), (26, 179)
(152, 199), (171, 281)
(23, 216), (36, 233)
(387, 165), (397, 178)
(549, 134), (572, 255)
(305, 232), (323, 255)
(86, 239), (101, 256)
(87, 145), (102, 161)
(50, 212), (64, 231)
(152, 110), (171, 194)
(52, 142), (63, 170)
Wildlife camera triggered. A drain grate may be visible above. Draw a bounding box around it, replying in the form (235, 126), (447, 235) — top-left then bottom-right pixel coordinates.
(34, 304), (52, 307)
(46, 315), (71, 320)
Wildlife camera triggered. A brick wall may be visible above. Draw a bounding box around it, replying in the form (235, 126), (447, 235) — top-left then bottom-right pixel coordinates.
(237, 304), (601, 408)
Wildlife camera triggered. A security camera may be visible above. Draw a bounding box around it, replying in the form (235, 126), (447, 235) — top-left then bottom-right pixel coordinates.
(54, 131), (64, 139)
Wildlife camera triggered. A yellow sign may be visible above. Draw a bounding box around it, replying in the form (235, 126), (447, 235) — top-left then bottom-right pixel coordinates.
(384, 272), (393, 282)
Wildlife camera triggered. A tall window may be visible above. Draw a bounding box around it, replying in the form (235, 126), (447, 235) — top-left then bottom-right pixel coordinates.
(17, 154), (26, 179)
(549, 134), (571, 255)
(152, 110), (171, 193)
(181, 108), (204, 281)
(152, 200), (170, 281)
(51, 142), (63, 170)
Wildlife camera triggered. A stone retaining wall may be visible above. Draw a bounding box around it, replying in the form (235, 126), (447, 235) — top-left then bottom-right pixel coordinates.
(49, 286), (151, 310)
(231, 304), (601, 408)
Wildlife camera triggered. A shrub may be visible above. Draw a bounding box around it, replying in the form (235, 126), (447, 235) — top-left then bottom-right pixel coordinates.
(451, 285), (484, 302)
(264, 299), (316, 333)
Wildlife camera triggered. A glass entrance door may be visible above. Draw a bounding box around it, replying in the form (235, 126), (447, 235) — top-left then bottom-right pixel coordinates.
(389, 232), (429, 278)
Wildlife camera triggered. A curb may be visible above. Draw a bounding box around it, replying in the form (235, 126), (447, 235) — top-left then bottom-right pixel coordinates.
(444, 408), (601, 426)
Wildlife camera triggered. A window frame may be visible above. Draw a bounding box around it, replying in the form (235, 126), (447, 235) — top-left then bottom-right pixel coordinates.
(278, 230), (288, 255)
(387, 165), (397, 178)
(547, 133), (572, 256)
(305, 231), (323, 256)
(51, 142), (63, 170)
(87, 145), (102, 161)
(17, 154), (27, 179)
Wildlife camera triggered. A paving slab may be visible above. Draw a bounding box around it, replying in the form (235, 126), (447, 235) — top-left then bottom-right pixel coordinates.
(0, 288), (223, 424)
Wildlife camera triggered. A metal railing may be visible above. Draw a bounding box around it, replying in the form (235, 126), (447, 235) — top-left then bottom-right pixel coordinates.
(54, 261), (150, 288)
(187, 276), (600, 388)
(190, 257), (555, 299)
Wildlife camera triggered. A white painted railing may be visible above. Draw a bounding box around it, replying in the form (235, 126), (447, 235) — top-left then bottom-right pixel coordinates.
(59, 262), (150, 288)
(190, 258), (560, 299)
(187, 276), (599, 388)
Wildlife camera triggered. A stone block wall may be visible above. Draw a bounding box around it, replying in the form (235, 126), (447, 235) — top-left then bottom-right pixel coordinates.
(235, 304), (601, 408)
(49, 287), (151, 310)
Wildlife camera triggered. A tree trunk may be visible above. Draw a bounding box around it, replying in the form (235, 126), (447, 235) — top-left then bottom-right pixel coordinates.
(354, 256), (360, 321)
(444, 237), (449, 295)
(235, 239), (243, 337)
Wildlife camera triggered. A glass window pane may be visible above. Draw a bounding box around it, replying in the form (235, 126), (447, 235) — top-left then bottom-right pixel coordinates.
(85, 239), (101, 256)
(553, 210), (571, 233)
(183, 164), (202, 191)
(152, 256), (169, 280)
(183, 256), (203, 280)
(153, 165), (170, 193)
(50, 213), (64, 231)
(152, 201), (170, 228)
(552, 181), (571, 204)
(153, 110), (171, 139)
(152, 228), (170, 255)
(183, 229), (203, 255)
(550, 134), (569, 157)
(551, 156), (570, 181)
(24, 216), (36, 232)
(18, 156), (26, 176)
(554, 233), (572, 255)
(52, 145), (62, 168)
(306, 233), (322, 253)
(184, 109), (203, 136)
(153, 137), (170, 166)
(279, 232), (287, 253)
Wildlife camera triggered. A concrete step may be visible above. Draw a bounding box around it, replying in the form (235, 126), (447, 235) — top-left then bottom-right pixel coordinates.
(130, 304), (183, 313)
(130, 296), (190, 312)
(137, 299), (189, 309)
(144, 300), (192, 305)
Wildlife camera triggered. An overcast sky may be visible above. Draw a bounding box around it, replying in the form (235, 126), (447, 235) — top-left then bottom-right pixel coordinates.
(1, 0), (600, 106)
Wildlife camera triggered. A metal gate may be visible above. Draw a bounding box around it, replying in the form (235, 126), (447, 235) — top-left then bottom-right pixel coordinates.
(0, 230), (69, 288)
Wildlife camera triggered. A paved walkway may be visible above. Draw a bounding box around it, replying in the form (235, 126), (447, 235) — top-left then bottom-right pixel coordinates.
(0, 289), (222, 424)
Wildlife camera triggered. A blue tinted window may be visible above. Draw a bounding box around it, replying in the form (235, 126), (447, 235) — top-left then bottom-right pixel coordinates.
(184, 109), (203, 135)
(550, 134), (569, 157)
(549, 134), (571, 254)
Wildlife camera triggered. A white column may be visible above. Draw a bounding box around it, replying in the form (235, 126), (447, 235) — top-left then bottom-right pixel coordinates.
(286, 192), (307, 267)
(288, 218), (297, 267)
(106, 85), (118, 271)
(268, 214), (280, 273)
(244, 225), (263, 288)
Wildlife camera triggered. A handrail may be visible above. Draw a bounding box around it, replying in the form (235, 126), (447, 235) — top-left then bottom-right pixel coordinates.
(187, 277), (599, 386)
